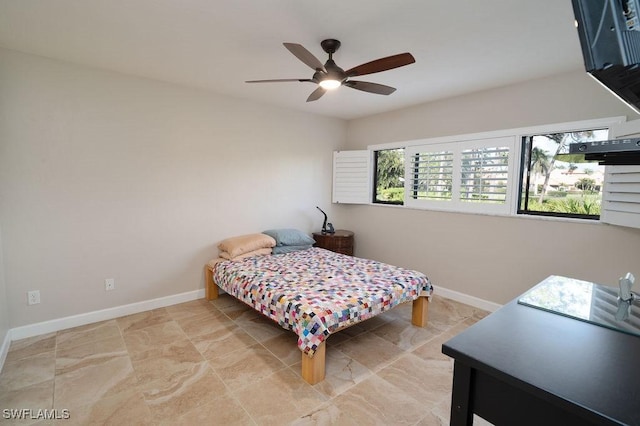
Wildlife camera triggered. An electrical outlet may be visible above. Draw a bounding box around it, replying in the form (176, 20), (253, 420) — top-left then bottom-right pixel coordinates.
(27, 290), (40, 305)
(105, 278), (115, 291)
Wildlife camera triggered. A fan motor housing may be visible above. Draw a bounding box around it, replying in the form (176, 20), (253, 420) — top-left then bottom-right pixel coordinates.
(321, 39), (341, 54)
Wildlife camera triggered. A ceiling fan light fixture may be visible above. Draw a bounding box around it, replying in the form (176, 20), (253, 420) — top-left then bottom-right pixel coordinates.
(319, 79), (341, 90)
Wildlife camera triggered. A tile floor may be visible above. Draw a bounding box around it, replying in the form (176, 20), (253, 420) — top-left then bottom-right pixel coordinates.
(0, 295), (489, 425)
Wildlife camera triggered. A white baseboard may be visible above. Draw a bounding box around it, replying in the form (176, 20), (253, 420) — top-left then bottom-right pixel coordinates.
(9, 289), (205, 341)
(434, 286), (502, 312)
(0, 328), (11, 372)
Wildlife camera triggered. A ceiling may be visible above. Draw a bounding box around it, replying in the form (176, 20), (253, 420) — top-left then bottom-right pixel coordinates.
(0, 0), (585, 120)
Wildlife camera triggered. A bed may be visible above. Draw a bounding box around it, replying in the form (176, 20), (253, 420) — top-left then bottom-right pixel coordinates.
(204, 246), (433, 384)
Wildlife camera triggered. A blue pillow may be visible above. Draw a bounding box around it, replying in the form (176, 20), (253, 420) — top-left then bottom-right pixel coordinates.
(272, 244), (313, 254)
(262, 228), (315, 246)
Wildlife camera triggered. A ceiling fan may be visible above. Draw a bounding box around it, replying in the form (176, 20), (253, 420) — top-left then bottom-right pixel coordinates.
(246, 39), (415, 102)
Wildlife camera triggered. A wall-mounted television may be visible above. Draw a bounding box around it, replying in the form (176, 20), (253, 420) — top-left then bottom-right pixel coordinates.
(572, 0), (640, 113)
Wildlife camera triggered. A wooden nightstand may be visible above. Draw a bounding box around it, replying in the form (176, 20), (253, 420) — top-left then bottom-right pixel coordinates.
(312, 230), (354, 256)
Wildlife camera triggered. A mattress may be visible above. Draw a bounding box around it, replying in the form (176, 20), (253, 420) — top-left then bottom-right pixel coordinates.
(213, 247), (433, 356)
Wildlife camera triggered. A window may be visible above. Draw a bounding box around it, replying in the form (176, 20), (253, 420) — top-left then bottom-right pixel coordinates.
(405, 136), (517, 215)
(343, 117), (628, 219)
(518, 129), (609, 220)
(373, 148), (404, 204)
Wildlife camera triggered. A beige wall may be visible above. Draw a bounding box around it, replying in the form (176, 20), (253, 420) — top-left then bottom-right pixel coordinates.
(340, 71), (640, 304)
(0, 48), (346, 328)
(347, 71), (639, 143)
(0, 225), (8, 343)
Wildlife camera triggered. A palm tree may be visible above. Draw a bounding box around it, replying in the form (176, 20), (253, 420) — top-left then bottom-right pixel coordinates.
(537, 133), (567, 203)
(576, 177), (596, 193)
(530, 147), (550, 195)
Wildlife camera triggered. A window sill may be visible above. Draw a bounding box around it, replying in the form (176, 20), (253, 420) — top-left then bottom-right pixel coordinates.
(363, 202), (604, 225)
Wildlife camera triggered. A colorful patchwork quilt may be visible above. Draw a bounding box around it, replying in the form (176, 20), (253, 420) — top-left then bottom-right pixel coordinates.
(213, 247), (433, 356)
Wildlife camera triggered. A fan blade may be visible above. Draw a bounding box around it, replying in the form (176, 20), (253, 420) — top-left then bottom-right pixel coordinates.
(306, 86), (326, 102)
(246, 78), (313, 83)
(345, 53), (415, 77)
(344, 80), (396, 95)
(283, 43), (327, 72)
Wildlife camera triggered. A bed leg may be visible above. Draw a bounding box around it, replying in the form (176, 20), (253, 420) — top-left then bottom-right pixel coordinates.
(412, 296), (429, 327)
(204, 266), (219, 300)
(301, 342), (326, 385)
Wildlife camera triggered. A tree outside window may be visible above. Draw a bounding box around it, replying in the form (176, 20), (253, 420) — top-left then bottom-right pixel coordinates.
(374, 148), (404, 204)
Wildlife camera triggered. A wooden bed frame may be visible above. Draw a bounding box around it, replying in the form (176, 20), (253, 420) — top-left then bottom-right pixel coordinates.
(204, 265), (430, 385)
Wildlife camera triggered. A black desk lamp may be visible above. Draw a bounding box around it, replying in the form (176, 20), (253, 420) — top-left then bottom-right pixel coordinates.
(316, 206), (335, 234)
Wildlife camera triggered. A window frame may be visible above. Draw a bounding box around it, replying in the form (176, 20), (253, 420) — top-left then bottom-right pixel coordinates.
(517, 132), (608, 221)
(368, 116), (626, 219)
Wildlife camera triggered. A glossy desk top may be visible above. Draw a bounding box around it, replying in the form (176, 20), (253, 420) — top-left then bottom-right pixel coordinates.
(518, 275), (640, 338)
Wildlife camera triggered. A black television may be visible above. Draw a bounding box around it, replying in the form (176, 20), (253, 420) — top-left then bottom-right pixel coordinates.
(572, 0), (640, 113)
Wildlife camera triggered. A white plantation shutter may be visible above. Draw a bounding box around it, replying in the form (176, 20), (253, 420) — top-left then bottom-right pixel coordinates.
(405, 136), (516, 214)
(332, 150), (371, 204)
(601, 166), (640, 227)
(409, 151), (454, 201)
(460, 146), (510, 204)
(602, 120), (640, 228)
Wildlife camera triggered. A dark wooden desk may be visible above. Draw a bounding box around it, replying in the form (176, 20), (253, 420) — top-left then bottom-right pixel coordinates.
(442, 298), (640, 425)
